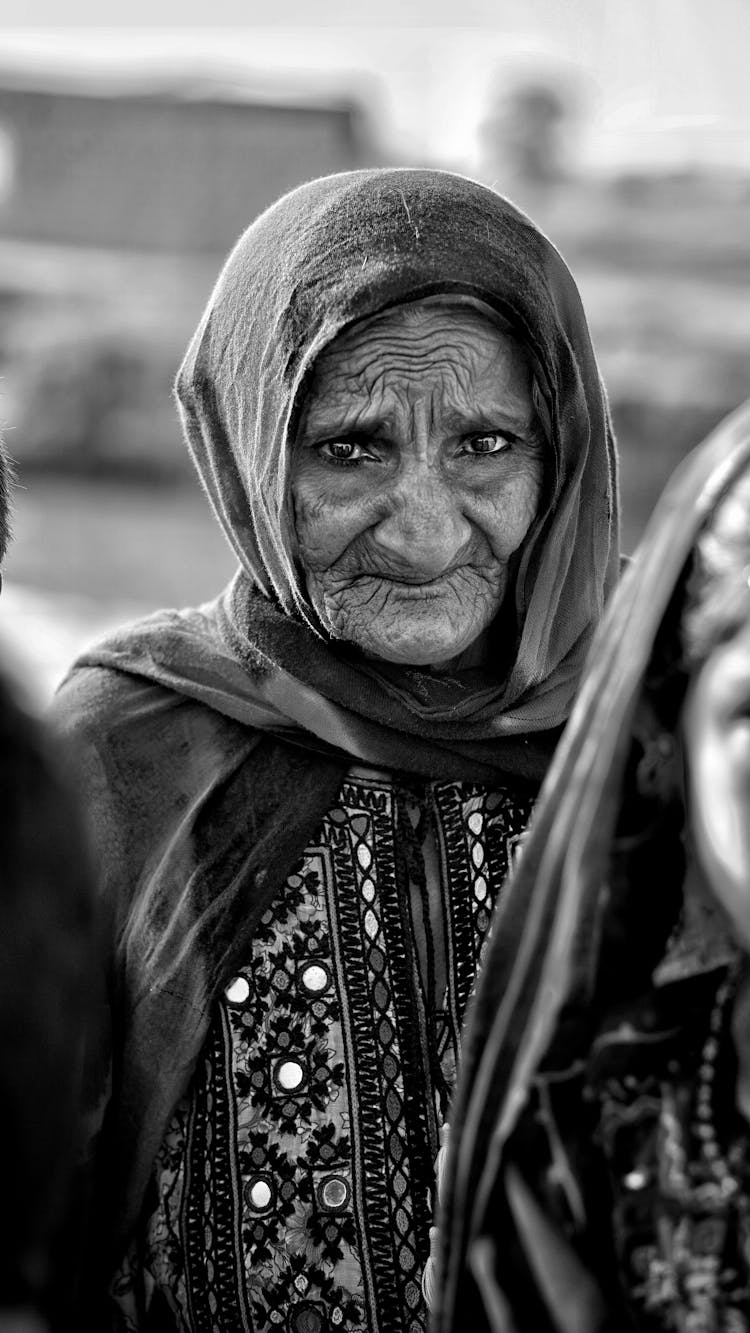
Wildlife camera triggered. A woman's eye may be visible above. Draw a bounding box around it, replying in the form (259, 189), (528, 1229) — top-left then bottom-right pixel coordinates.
(462, 432), (513, 456)
(318, 439), (364, 463)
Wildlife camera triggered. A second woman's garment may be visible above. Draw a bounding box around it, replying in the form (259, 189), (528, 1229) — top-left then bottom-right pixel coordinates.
(435, 401), (750, 1331)
(111, 771), (531, 1332)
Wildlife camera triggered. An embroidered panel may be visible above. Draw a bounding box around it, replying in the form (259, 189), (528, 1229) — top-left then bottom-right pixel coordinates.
(592, 972), (750, 1330)
(113, 775), (532, 1332)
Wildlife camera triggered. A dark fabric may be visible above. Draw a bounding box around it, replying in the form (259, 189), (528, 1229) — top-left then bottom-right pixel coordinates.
(435, 399), (750, 1331)
(0, 666), (96, 1329)
(461, 971), (733, 1333)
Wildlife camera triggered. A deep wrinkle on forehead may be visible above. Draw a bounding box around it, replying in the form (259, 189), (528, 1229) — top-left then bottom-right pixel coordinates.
(299, 302), (537, 444)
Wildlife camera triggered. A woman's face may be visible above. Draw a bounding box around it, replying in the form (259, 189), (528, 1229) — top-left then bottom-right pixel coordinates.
(291, 302), (545, 669)
(683, 614), (750, 948)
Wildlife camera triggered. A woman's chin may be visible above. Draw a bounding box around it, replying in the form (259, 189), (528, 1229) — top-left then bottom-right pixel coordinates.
(318, 581), (500, 672)
(357, 626), (489, 672)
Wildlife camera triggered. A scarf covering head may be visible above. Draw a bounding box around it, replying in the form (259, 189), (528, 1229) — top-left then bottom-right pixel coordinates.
(435, 399), (750, 1327)
(81, 167), (618, 777)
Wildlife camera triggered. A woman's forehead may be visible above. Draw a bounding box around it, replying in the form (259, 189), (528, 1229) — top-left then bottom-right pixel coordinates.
(292, 296), (545, 450)
(308, 296), (524, 386)
(300, 301), (533, 427)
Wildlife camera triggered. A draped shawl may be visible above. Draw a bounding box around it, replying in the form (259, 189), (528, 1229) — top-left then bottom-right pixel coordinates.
(71, 166), (619, 760)
(435, 399), (750, 1330)
(53, 168), (619, 1304)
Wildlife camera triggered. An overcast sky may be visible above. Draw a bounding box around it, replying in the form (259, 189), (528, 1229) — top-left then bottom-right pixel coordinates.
(1, 0), (749, 171)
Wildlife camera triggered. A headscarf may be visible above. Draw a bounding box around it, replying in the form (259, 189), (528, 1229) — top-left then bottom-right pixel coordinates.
(77, 166), (619, 774)
(435, 399), (750, 1329)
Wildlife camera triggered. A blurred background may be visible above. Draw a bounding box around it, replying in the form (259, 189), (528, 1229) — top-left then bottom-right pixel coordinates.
(1, 1), (749, 700)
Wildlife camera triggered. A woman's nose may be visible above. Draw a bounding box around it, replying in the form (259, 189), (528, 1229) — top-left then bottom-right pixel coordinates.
(370, 469), (473, 580)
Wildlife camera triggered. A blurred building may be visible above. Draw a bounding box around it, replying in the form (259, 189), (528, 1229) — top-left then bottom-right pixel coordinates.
(0, 66), (374, 253)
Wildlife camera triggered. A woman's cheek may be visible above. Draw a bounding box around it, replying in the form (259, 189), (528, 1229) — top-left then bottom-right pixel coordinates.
(478, 467), (543, 559)
(293, 479), (375, 570)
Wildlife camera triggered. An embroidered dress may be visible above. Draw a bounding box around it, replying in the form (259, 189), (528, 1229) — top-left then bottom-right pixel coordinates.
(592, 968), (750, 1332)
(112, 771), (531, 1332)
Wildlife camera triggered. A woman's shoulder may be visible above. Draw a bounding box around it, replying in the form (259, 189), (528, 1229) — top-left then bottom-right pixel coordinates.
(52, 667), (210, 806)
(50, 614), (266, 827)
(50, 642), (267, 904)
(53, 658), (189, 748)
(51, 599), (257, 754)
(53, 656), (264, 782)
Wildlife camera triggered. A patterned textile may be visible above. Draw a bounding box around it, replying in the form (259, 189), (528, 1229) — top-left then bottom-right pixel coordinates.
(112, 772), (531, 1332)
(592, 970), (750, 1332)
(436, 406), (750, 1333)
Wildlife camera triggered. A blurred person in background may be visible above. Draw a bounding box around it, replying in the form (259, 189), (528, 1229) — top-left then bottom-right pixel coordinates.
(54, 167), (619, 1331)
(437, 402), (750, 1331)
(0, 442), (96, 1333)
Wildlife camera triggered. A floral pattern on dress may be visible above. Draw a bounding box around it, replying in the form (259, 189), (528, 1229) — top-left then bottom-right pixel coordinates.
(112, 774), (533, 1332)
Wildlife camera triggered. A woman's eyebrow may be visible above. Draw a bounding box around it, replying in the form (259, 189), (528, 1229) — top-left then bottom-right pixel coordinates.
(300, 406), (389, 439)
(301, 400), (536, 440)
(442, 404), (535, 434)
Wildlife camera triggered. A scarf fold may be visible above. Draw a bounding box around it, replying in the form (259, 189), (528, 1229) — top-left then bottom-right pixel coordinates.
(75, 574), (561, 787)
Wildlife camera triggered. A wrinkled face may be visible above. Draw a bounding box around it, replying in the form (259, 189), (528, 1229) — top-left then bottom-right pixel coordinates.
(683, 615), (750, 949)
(291, 302), (545, 669)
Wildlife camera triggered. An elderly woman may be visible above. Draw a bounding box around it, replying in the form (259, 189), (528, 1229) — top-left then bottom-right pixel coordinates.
(55, 168), (618, 1331)
(437, 402), (750, 1332)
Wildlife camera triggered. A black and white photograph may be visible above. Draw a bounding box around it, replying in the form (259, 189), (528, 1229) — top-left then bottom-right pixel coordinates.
(1, 3), (749, 1330)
